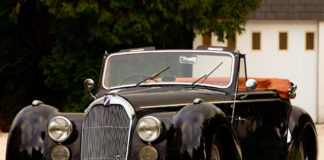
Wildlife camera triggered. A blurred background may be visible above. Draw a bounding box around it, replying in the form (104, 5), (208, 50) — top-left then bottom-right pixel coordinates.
(0, 0), (261, 131)
(1, 0), (324, 132)
(3, 1), (324, 159)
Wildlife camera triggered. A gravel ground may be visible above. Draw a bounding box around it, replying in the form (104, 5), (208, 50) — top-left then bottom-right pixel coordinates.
(0, 133), (7, 160)
(1, 125), (323, 160)
(316, 124), (324, 159)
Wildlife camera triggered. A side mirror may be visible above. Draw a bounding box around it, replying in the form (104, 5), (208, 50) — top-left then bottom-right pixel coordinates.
(84, 78), (96, 99)
(84, 78), (94, 91)
(246, 79), (257, 91)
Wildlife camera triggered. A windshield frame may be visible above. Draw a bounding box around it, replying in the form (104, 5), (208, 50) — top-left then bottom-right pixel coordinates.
(101, 50), (236, 90)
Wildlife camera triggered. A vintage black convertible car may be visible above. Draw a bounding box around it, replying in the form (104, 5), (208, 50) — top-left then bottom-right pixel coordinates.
(6, 46), (317, 160)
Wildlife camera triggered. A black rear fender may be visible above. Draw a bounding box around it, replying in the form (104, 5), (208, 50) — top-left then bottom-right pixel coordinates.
(288, 106), (317, 159)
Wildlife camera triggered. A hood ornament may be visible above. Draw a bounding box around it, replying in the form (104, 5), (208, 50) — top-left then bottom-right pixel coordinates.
(104, 95), (112, 106)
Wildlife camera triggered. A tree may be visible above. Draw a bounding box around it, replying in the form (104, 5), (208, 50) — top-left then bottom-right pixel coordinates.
(0, 0), (261, 130)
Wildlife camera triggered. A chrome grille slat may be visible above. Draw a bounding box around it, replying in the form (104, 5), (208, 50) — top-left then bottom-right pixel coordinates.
(81, 104), (130, 160)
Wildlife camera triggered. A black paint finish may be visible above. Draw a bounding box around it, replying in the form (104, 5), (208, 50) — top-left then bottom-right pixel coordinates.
(167, 103), (241, 160)
(6, 104), (57, 159)
(43, 113), (84, 160)
(6, 49), (318, 160)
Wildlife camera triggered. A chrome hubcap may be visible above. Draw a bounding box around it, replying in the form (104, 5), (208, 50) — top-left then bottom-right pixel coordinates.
(211, 144), (220, 160)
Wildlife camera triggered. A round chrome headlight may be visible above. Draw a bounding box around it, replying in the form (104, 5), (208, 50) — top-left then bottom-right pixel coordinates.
(137, 116), (162, 142)
(50, 145), (70, 160)
(48, 116), (73, 142)
(139, 145), (158, 160)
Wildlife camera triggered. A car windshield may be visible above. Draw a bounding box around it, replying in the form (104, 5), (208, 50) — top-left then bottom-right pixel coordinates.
(103, 51), (234, 89)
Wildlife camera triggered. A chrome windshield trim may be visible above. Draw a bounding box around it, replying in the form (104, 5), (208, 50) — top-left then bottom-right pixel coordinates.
(106, 83), (231, 91)
(84, 95), (135, 119)
(102, 50), (235, 90)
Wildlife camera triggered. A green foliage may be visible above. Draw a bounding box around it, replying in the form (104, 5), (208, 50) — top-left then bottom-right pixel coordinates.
(0, 0), (261, 130)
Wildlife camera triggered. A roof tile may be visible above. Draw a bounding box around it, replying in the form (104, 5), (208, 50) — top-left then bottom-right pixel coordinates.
(248, 0), (324, 20)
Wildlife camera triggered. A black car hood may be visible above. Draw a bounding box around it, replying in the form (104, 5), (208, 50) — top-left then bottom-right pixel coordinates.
(109, 86), (233, 111)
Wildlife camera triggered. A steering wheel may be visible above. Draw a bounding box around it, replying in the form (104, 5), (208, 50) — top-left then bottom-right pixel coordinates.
(120, 74), (158, 85)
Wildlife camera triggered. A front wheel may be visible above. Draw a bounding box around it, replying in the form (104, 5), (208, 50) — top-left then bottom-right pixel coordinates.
(211, 143), (221, 160)
(209, 135), (224, 160)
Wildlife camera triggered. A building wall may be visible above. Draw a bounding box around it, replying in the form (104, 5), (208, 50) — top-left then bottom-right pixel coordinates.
(193, 20), (318, 122)
(318, 21), (324, 123)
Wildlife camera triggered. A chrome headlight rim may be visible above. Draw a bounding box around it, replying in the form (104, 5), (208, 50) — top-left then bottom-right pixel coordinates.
(139, 145), (158, 160)
(137, 116), (162, 143)
(48, 116), (73, 143)
(50, 145), (70, 160)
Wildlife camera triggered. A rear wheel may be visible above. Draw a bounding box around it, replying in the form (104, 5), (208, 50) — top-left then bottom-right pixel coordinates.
(298, 124), (317, 160)
(287, 137), (308, 160)
(287, 124), (316, 160)
(298, 140), (306, 160)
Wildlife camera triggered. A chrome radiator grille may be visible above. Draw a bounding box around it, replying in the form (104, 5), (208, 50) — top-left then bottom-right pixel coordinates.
(81, 104), (131, 160)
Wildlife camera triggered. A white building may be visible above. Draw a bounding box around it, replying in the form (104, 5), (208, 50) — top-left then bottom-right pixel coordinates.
(193, 0), (324, 123)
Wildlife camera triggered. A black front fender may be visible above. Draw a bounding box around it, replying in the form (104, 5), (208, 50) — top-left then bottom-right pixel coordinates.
(167, 103), (241, 160)
(6, 104), (58, 159)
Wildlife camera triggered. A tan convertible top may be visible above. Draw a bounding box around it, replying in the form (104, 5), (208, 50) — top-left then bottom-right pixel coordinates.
(149, 77), (293, 99)
(239, 78), (292, 99)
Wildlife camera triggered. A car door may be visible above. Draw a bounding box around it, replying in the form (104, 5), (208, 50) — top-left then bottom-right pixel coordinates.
(232, 94), (291, 160)
(233, 56), (291, 159)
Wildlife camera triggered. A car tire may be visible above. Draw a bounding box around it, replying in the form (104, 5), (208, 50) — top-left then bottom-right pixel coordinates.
(210, 134), (224, 160)
(298, 140), (306, 160)
(287, 133), (309, 160)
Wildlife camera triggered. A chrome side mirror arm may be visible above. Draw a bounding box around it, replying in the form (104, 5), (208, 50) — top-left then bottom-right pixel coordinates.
(288, 83), (297, 99)
(84, 78), (96, 99)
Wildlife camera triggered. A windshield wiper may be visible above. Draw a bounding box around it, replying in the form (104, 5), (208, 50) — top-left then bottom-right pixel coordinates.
(191, 62), (223, 86)
(136, 66), (170, 87)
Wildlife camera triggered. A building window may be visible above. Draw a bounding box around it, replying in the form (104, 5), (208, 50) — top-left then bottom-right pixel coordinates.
(252, 32), (261, 51)
(305, 32), (315, 50)
(227, 34), (236, 50)
(202, 32), (212, 46)
(279, 32), (288, 51)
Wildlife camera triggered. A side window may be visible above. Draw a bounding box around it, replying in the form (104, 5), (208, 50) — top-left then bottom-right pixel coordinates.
(305, 32), (315, 51)
(239, 57), (247, 81)
(279, 32), (288, 51)
(239, 56), (247, 90)
(202, 32), (212, 46)
(227, 33), (236, 50)
(251, 32), (261, 51)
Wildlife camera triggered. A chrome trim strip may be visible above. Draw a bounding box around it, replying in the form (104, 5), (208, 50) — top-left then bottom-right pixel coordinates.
(84, 95), (135, 119)
(139, 101), (233, 109)
(139, 98), (281, 109)
(139, 103), (188, 109)
(237, 91), (277, 96)
(236, 98), (281, 103)
(102, 50), (235, 90)
(82, 95), (135, 160)
(84, 97), (105, 115)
